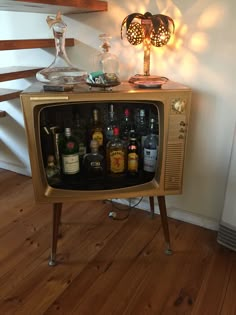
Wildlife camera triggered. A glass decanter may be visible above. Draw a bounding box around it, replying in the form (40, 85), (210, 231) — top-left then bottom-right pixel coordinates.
(36, 12), (87, 85)
(92, 34), (120, 82)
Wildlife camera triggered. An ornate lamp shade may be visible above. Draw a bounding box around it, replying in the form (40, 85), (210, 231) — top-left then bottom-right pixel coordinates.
(121, 12), (175, 82)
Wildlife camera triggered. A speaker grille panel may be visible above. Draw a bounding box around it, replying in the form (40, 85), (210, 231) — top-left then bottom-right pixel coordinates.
(164, 142), (184, 191)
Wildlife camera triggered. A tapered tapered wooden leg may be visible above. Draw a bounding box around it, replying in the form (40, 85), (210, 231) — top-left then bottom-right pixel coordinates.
(48, 202), (62, 266)
(149, 196), (155, 219)
(157, 196), (172, 255)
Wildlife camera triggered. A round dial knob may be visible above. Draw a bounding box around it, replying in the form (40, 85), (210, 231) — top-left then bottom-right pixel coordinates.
(172, 98), (186, 113)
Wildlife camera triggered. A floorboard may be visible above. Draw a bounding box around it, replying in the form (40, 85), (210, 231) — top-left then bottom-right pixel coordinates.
(0, 169), (236, 315)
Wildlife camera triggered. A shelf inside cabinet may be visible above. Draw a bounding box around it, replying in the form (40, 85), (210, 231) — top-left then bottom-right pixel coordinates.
(0, 0), (108, 14)
(0, 38), (75, 51)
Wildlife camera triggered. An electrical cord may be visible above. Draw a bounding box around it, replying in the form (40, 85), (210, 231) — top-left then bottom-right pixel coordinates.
(106, 197), (143, 221)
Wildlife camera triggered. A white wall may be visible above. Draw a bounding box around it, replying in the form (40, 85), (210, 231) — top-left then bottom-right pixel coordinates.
(0, 0), (235, 228)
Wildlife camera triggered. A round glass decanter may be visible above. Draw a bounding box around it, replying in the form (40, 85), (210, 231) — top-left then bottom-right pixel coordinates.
(36, 12), (87, 85)
(94, 34), (120, 78)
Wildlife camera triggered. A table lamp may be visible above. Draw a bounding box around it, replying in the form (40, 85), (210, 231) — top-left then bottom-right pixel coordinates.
(121, 12), (175, 83)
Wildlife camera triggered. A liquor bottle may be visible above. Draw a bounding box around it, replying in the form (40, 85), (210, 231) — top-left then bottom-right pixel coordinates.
(49, 126), (62, 171)
(72, 110), (87, 163)
(40, 111), (54, 167)
(106, 127), (126, 174)
(60, 127), (80, 177)
(143, 118), (158, 175)
(136, 109), (148, 152)
(105, 104), (117, 143)
(90, 108), (104, 153)
(45, 155), (61, 186)
(120, 108), (132, 144)
(127, 130), (139, 176)
(83, 140), (105, 188)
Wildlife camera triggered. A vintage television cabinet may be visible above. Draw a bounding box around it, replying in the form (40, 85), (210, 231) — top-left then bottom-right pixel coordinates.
(20, 80), (192, 266)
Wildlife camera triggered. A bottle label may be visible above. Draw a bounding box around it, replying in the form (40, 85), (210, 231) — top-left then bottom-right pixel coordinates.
(92, 131), (103, 146)
(90, 161), (101, 168)
(110, 150), (125, 173)
(66, 141), (76, 150)
(128, 152), (138, 172)
(62, 153), (80, 174)
(144, 149), (157, 172)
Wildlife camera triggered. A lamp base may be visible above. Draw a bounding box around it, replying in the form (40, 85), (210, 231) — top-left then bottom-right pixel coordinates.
(128, 74), (168, 84)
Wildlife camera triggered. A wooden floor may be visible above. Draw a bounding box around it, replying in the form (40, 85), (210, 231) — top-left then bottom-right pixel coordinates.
(0, 169), (236, 315)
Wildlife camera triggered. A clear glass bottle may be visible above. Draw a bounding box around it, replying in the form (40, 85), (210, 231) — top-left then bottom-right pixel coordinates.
(45, 155), (61, 185)
(106, 127), (126, 174)
(94, 34), (120, 79)
(36, 12), (87, 85)
(143, 118), (158, 174)
(60, 127), (80, 176)
(105, 104), (117, 143)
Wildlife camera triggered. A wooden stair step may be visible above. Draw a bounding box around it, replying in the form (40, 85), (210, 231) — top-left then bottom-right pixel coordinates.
(0, 67), (43, 82)
(0, 88), (22, 102)
(0, 38), (75, 51)
(0, 110), (7, 117)
(0, 0), (108, 14)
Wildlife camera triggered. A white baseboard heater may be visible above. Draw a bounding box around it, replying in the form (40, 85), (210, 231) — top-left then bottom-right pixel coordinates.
(217, 123), (236, 251)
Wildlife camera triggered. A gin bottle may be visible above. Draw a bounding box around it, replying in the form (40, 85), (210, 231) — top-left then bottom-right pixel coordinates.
(60, 127), (80, 176)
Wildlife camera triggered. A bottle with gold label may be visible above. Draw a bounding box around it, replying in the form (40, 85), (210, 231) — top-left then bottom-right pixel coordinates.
(106, 127), (126, 174)
(127, 130), (139, 176)
(90, 108), (104, 153)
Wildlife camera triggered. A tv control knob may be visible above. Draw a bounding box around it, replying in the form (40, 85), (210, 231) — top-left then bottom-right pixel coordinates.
(172, 99), (186, 113)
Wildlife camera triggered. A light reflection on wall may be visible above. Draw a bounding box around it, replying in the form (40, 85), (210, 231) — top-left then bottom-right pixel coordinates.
(117, 0), (226, 84)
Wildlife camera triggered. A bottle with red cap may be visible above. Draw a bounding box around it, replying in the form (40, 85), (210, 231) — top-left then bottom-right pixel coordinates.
(120, 107), (132, 144)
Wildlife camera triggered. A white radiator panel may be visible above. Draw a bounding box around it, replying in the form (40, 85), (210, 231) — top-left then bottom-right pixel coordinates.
(217, 123), (236, 251)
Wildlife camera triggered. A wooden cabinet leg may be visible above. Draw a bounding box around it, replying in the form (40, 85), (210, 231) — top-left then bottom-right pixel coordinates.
(149, 196), (155, 219)
(157, 196), (172, 255)
(48, 202), (62, 266)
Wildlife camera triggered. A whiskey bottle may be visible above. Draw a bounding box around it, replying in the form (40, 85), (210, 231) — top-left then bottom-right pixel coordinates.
(83, 140), (105, 189)
(90, 108), (104, 153)
(45, 155), (61, 186)
(127, 130), (139, 176)
(106, 127), (126, 174)
(60, 127), (80, 176)
(143, 118), (158, 174)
